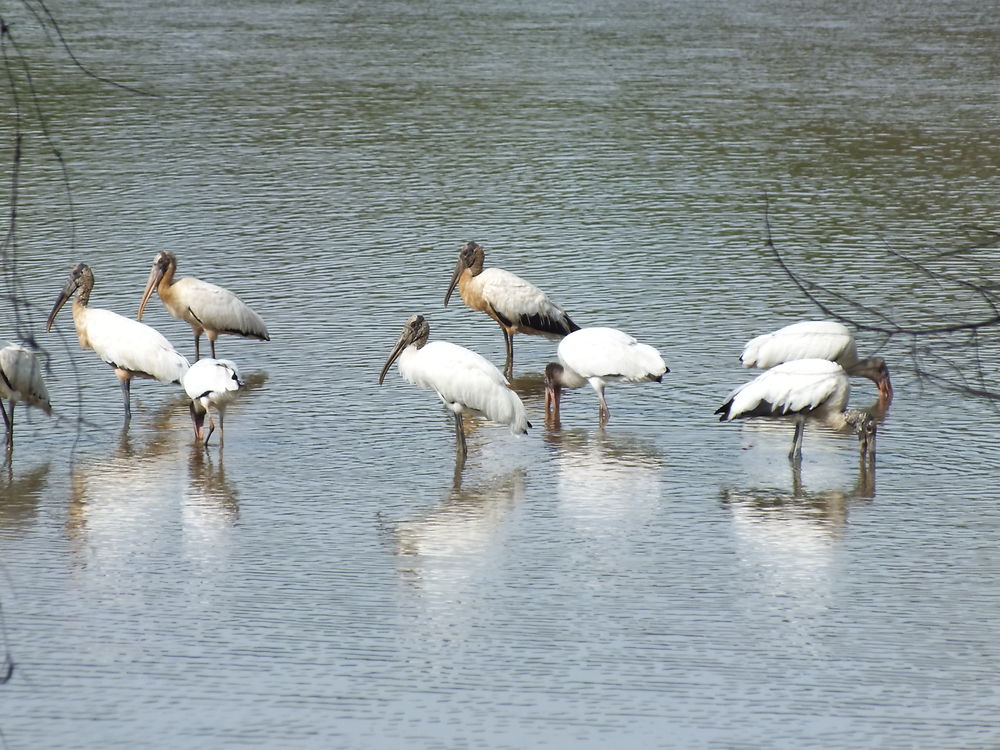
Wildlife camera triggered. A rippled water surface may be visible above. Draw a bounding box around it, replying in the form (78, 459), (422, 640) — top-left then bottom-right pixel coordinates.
(1, 1), (999, 748)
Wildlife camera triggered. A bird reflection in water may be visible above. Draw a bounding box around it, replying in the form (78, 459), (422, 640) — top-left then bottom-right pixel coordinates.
(721, 457), (876, 650)
(390, 468), (526, 590)
(0, 461), (50, 528)
(64, 387), (248, 567)
(544, 428), (663, 534)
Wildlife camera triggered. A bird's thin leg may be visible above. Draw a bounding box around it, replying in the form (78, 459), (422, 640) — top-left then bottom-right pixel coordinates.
(788, 418), (804, 461)
(4, 401), (13, 452)
(204, 410), (216, 448)
(218, 410), (225, 448)
(194, 332), (201, 362)
(120, 377), (132, 423)
(453, 412), (467, 458)
(597, 385), (610, 426)
(501, 328), (514, 380)
(210, 338), (217, 359)
(1, 400), (11, 446)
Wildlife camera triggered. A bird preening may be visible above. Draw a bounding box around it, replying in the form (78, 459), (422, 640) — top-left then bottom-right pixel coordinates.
(137, 251), (270, 361)
(378, 314), (530, 459)
(444, 241), (579, 380)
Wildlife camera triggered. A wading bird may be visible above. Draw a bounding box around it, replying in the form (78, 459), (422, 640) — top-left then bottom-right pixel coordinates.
(715, 358), (876, 462)
(740, 320), (892, 402)
(444, 241), (579, 379)
(378, 315), (530, 457)
(544, 327), (669, 426)
(46, 263), (190, 422)
(0, 343), (52, 451)
(182, 358), (243, 447)
(137, 251), (270, 361)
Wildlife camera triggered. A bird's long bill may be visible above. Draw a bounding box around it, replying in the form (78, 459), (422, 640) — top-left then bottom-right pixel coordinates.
(443, 257), (464, 307)
(862, 424), (877, 462)
(137, 263), (164, 321)
(378, 332), (410, 385)
(544, 383), (561, 421)
(878, 375), (893, 404)
(45, 277), (78, 332)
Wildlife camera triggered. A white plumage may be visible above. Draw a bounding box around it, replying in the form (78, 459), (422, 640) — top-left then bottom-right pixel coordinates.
(138, 251), (270, 361)
(379, 315), (530, 457)
(46, 263), (190, 421)
(182, 358), (243, 446)
(0, 342), (52, 450)
(444, 242), (578, 379)
(716, 358), (876, 461)
(741, 320), (892, 401)
(544, 327), (669, 425)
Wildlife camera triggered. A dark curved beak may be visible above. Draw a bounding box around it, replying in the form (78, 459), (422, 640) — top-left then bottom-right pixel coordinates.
(46, 275), (79, 332)
(443, 256), (465, 307)
(137, 263), (165, 321)
(378, 329), (413, 385)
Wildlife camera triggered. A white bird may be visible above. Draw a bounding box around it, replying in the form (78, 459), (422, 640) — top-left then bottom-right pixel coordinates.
(378, 314), (531, 457)
(46, 263), (190, 422)
(444, 241), (579, 379)
(0, 342), (52, 451)
(137, 251), (270, 361)
(543, 327), (669, 425)
(741, 320), (893, 402)
(716, 358), (876, 461)
(182, 358), (243, 447)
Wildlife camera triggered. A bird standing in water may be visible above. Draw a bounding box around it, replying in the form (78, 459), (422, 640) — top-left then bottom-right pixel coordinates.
(46, 263), (190, 422)
(0, 342), (52, 452)
(379, 315), (530, 458)
(444, 241), (579, 379)
(543, 326), (669, 426)
(716, 358), (876, 462)
(137, 251), (270, 361)
(740, 320), (892, 403)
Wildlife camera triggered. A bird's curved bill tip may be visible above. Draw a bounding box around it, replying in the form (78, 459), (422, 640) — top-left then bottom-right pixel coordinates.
(443, 258), (464, 306)
(137, 264), (163, 320)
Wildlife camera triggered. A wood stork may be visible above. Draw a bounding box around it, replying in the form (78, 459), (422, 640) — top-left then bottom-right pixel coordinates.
(46, 263), (190, 422)
(444, 241), (579, 379)
(741, 320), (892, 402)
(182, 358), (243, 447)
(378, 314), (530, 457)
(544, 327), (669, 426)
(716, 358), (876, 462)
(137, 251), (270, 361)
(0, 343), (52, 451)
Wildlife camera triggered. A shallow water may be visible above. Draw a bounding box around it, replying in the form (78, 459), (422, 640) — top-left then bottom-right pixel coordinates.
(1, 1), (999, 748)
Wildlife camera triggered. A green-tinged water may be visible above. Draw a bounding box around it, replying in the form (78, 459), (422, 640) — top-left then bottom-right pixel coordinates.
(1, 1), (998, 747)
